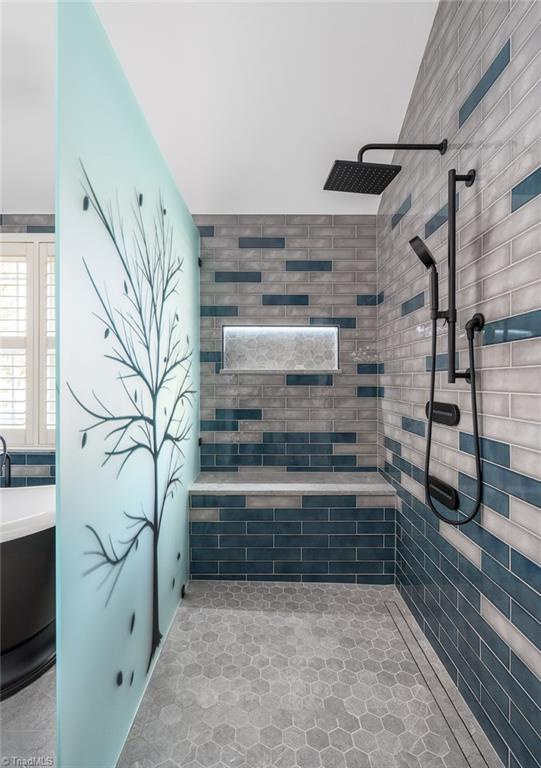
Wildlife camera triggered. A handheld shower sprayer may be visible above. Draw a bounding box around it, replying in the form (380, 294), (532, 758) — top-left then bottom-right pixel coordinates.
(408, 170), (485, 526)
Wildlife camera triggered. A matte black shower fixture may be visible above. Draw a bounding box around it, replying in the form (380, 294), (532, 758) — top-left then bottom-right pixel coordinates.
(324, 140), (447, 194)
(409, 168), (485, 527)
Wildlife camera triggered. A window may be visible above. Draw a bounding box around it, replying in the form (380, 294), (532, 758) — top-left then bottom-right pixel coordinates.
(0, 236), (55, 448)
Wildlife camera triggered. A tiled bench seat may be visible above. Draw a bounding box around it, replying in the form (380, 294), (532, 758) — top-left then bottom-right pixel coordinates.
(189, 471), (397, 584)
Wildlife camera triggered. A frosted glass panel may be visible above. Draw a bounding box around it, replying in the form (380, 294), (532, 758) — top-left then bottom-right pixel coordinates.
(57, 3), (199, 766)
(223, 325), (339, 371)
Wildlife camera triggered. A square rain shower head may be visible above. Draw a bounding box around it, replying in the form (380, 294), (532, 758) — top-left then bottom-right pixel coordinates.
(324, 160), (402, 194)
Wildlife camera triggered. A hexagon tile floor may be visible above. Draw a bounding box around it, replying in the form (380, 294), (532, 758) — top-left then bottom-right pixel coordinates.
(119, 582), (502, 768)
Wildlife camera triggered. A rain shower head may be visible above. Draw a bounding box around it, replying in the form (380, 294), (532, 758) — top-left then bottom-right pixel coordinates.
(409, 236), (436, 270)
(324, 141), (447, 195)
(324, 160), (402, 195)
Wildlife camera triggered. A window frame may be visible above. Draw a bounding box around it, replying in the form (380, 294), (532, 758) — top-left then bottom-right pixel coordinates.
(0, 233), (55, 450)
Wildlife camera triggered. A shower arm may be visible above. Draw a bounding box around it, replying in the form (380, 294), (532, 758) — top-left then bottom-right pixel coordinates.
(357, 141), (447, 162)
(447, 168), (477, 384)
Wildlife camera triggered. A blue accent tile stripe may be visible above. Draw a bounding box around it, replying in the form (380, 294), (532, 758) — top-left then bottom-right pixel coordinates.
(425, 194), (460, 239)
(215, 271), (261, 282)
(402, 416), (426, 437)
(512, 166), (541, 212)
(425, 353), (459, 372)
(401, 292), (424, 316)
(357, 386), (384, 397)
(356, 294), (378, 306)
(200, 305), (238, 317)
(357, 363), (380, 374)
(262, 295), (309, 306)
(200, 351), (222, 363)
(200, 420), (239, 431)
(286, 260), (332, 271)
(482, 310), (541, 345)
(239, 237), (285, 248)
(391, 194), (412, 229)
(197, 225), (214, 237)
(459, 432), (510, 467)
(286, 374), (333, 386)
(215, 408), (262, 420)
(459, 41), (511, 127)
(310, 317), (356, 329)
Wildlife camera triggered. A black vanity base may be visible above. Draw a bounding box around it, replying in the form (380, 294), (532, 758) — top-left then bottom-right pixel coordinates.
(1, 620), (56, 700)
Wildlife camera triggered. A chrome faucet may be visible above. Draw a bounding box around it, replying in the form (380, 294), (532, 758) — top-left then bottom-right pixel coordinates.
(0, 434), (12, 487)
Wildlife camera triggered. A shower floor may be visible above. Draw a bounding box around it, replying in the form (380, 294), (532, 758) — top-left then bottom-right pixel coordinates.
(120, 581), (502, 768)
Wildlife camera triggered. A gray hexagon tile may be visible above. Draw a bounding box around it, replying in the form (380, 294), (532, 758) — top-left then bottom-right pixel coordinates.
(118, 582), (477, 768)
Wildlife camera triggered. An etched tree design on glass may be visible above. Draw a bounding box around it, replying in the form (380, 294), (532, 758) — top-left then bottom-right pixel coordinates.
(70, 165), (195, 672)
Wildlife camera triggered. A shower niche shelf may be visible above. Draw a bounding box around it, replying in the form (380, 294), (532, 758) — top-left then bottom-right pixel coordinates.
(222, 325), (340, 374)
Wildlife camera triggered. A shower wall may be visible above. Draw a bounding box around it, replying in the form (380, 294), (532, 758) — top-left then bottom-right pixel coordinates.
(196, 214), (379, 472)
(377, 2), (540, 768)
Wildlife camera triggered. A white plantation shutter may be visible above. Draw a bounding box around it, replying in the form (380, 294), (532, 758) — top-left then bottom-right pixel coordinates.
(0, 241), (35, 445)
(39, 242), (56, 443)
(0, 237), (55, 448)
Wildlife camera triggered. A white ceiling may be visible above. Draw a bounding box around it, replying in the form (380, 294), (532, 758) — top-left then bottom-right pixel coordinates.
(1, 1), (437, 215)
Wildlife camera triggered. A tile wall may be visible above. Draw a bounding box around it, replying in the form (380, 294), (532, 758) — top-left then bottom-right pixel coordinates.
(195, 215), (381, 472)
(189, 491), (397, 583)
(376, 2), (541, 766)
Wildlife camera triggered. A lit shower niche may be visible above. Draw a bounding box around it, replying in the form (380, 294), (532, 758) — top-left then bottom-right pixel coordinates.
(222, 325), (339, 373)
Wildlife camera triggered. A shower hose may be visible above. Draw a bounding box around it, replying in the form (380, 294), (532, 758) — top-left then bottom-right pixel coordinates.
(424, 317), (482, 526)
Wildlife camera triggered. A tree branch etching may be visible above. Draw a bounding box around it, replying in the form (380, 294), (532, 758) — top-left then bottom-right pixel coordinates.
(71, 163), (195, 672)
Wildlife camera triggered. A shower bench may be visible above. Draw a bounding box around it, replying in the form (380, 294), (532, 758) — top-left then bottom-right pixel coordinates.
(189, 471), (397, 584)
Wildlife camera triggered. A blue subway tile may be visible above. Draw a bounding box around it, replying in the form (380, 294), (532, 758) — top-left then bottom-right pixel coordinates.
(247, 548), (301, 561)
(384, 436), (401, 455)
(459, 472), (509, 517)
(482, 309), (541, 345)
(27, 225), (55, 233)
(275, 534), (328, 548)
(275, 562), (329, 575)
(391, 194), (412, 229)
(200, 419), (239, 431)
(377, 291), (385, 304)
(220, 561), (274, 574)
(401, 416), (425, 437)
(357, 575), (394, 585)
(511, 652), (541, 710)
(310, 432), (356, 443)
(357, 363), (379, 374)
(191, 548), (245, 561)
(276, 508), (329, 521)
(330, 535), (384, 548)
(262, 294), (309, 306)
(262, 455), (310, 468)
(483, 553), (539, 619)
(401, 292), (424, 316)
(331, 508), (385, 521)
(303, 521), (355, 534)
(286, 260), (332, 271)
(200, 305), (238, 317)
(511, 549), (541, 595)
(302, 548), (356, 561)
(286, 374), (333, 386)
(511, 601), (541, 652)
(191, 494), (246, 508)
(286, 443), (332, 455)
(357, 521), (394, 534)
(330, 561), (384, 574)
(310, 455), (356, 468)
(190, 561), (219, 575)
(356, 294), (378, 306)
(263, 431), (310, 443)
(357, 386), (384, 398)
(424, 194), (459, 239)
(239, 443), (286, 455)
(220, 535), (273, 548)
(25, 452), (55, 465)
(512, 166), (541, 211)
(215, 454), (262, 467)
(192, 521), (246, 535)
(190, 535), (218, 548)
(482, 461), (541, 509)
(302, 495), (356, 508)
(197, 225), (214, 237)
(216, 408), (262, 420)
(201, 443), (238, 455)
(425, 353), (459, 372)
(509, 702), (540, 768)
(356, 548), (394, 561)
(459, 432), (510, 467)
(310, 316), (356, 329)
(239, 237), (285, 248)
(247, 521), (300, 534)
(215, 271), (261, 283)
(200, 350), (222, 363)
(459, 41), (511, 126)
